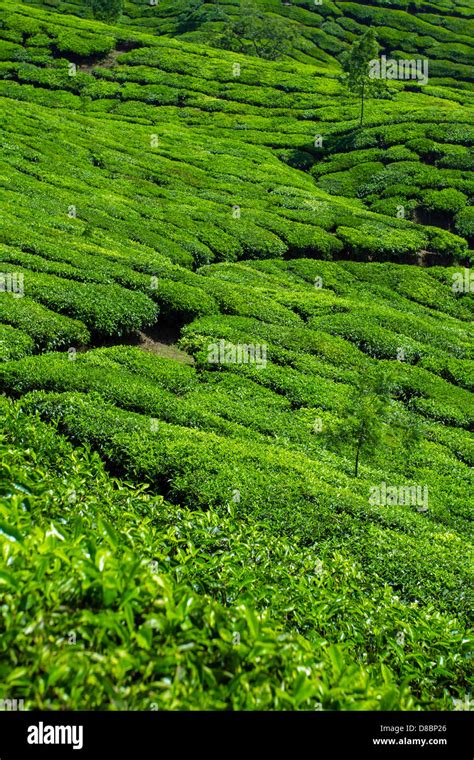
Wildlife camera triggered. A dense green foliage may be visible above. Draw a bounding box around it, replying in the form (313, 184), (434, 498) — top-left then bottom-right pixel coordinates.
(0, 0), (472, 712)
(90, 0), (123, 24)
(0, 399), (471, 709)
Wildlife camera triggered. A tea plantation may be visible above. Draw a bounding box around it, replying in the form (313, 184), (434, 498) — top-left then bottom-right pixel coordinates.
(0, 0), (472, 711)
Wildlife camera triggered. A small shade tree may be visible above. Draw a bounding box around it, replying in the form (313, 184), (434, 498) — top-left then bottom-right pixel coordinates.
(177, 0), (229, 34)
(340, 29), (387, 127)
(217, 1), (298, 60)
(90, 0), (123, 23)
(323, 368), (421, 477)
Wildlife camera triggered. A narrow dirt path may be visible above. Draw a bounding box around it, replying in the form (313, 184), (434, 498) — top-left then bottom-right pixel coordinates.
(137, 330), (194, 364)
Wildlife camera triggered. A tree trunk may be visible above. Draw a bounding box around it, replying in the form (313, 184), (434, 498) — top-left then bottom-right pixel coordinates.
(354, 439), (361, 477)
(360, 82), (365, 127)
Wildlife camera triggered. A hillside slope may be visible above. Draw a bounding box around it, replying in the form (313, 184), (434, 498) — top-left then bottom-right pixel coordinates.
(0, 0), (472, 710)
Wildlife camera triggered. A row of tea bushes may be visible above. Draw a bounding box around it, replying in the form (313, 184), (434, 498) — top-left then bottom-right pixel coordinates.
(0, 262), (157, 336)
(0, 292), (90, 350)
(0, 352), (261, 442)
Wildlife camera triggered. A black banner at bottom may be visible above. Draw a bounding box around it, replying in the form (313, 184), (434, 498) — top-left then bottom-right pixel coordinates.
(0, 710), (471, 758)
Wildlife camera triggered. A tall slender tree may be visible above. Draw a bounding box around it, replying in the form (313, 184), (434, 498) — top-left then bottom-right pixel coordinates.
(340, 29), (383, 127)
(323, 367), (423, 477)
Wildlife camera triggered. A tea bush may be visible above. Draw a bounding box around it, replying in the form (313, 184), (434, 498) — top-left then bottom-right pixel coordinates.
(0, 323), (34, 361)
